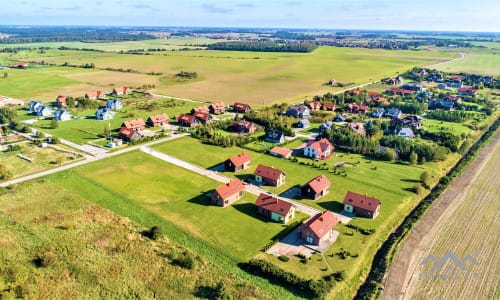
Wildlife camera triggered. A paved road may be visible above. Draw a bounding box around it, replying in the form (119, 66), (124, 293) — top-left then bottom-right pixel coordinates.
(0, 133), (189, 187)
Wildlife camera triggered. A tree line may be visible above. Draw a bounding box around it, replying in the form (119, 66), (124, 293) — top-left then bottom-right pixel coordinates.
(207, 41), (317, 53)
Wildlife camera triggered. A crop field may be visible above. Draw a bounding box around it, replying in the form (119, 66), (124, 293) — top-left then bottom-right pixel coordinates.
(0, 179), (273, 299)
(22, 47), (456, 105)
(433, 49), (500, 76)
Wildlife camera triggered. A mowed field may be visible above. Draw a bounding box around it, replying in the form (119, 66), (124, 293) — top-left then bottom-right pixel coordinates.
(433, 49), (500, 76)
(22, 46), (456, 105)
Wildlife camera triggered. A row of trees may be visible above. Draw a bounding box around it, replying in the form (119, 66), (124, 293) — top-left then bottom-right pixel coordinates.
(426, 110), (474, 123)
(207, 41), (317, 53)
(243, 107), (295, 137)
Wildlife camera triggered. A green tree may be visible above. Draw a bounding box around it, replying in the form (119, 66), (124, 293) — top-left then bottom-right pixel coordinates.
(103, 125), (111, 139)
(0, 164), (12, 181)
(410, 152), (418, 165)
(420, 171), (431, 188)
(3, 72), (7, 78)
(50, 119), (59, 129)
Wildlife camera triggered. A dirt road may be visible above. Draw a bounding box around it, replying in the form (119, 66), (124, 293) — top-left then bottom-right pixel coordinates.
(381, 127), (500, 300)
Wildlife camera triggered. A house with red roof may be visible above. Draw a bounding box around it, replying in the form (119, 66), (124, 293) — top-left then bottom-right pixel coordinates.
(348, 122), (366, 136)
(191, 106), (210, 114)
(269, 146), (292, 159)
(307, 101), (321, 111)
(112, 86), (130, 96)
(346, 103), (368, 114)
(147, 113), (169, 127)
(303, 138), (334, 160)
(301, 175), (331, 200)
(193, 112), (213, 124)
(343, 191), (381, 219)
(121, 119), (146, 131)
(85, 90), (105, 100)
(225, 152), (251, 172)
(55, 95), (66, 107)
(299, 210), (339, 246)
(118, 127), (142, 142)
(233, 102), (251, 113)
(234, 119), (257, 134)
(177, 114), (200, 127)
(209, 102), (226, 114)
(254, 165), (286, 187)
(457, 87), (477, 97)
(255, 193), (295, 224)
(322, 102), (336, 111)
(211, 179), (245, 207)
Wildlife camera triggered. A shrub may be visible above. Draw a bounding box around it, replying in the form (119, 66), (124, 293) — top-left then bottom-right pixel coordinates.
(171, 252), (198, 270)
(34, 251), (56, 268)
(278, 255), (290, 262)
(143, 225), (161, 240)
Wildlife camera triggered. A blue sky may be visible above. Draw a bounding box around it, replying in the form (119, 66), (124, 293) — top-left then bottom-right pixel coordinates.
(0, 0), (498, 32)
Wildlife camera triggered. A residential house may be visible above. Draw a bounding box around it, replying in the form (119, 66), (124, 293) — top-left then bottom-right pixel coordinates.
(322, 102), (336, 111)
(54, 110), (71, 121)
(333, 115), (345, 123)
(193, 112), (212, 125)
(177, 114), (200, 127)
(343, 191), (381, 219)
(95, 108), (114, 120)
(211, 179), (245, 207)
(443, 95), (462, 103)
(36, 106), (53, 117)
(319, 121), (333, 133)
(269, 147), (292, 159)
(348, 122), (366, 136)
(112, 86), (130, 96)
(346, 103), (368, 114)
(303, 138), (334, 160)
(233, 102), (251, 113)
(191, 105), (210, 114)
(264, 129), (285, 144)
(438, 83), (448, 89)
(446, 76), (463, 88)
(122, 119), (146, 131)
(11, 62), (29, 69)
(225, 152), (251, 172)
(147, 113), (169, 127)
(374, 97), (389, 106)
(209, 102), (226, 114)
(286, 105), (310, 118)
(106, 99), (123, 110)
(457, 87), (477, 97)
(399, 115), (422, 129)
(255, 193), (295, 224)
(56, 95), (66, 107)
(301, 175), (331, 200)
(384, 108), (402, 119)
(367, 91), (380, 100)
(307, 101), (321, 111)
(118, 127), (142, 142)
(85, 90), (105, 100)
(428, 100), (454, 111)
(398, 127), (415, 139)
(299, 210), (339, 245)
(297, 119), (310, 128)
(402, 83), (422, 91)
(254, 165), (286, 187)
(234, 119), (257, 134)
(28, 101), (42, 113)
(372, 108), (385, 118)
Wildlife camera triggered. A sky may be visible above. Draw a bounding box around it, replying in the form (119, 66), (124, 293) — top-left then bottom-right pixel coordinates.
(0, 0), (499, 32)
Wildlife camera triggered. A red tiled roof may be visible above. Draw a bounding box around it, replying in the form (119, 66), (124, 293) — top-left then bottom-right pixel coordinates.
(254, 165), (285, 181)
(177, 114), (197, 123)
(113, 86), (129, 94)
(302, 211), (338, 239)
(343, 191), (381, 213)
(269, 146), (292, 157)
(304, 175), (331, 194)
(235, 119), (255, 130)
(306, 138), (334, 157)
(148, 113), (168, 123)
(214, 179), (244, 200)
(458, 87), (477, 93)
(118, 127), (137, 139)
(228, 152), (251, 167)
(86, 90), (104, 98)
(233, 102), (251, 111)
(56, 95), (66, 103)
(368, 92), (380, 97)
(255, 193), (293, 216)
(210, 102), (226, 110)
(193, 106), (210, 113)
(122, 119), (146, 129)
(193, 111), (211, 121)
(308, 102), (321, 109)
(322, 103), (336, 110)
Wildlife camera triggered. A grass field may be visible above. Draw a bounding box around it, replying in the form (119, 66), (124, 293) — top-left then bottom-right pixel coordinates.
(0, 179), (273, 299)
(433, 49), (500, 75)
(20, 46), (456, 105)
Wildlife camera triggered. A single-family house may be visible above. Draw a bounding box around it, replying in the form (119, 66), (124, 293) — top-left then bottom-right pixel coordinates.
(95, 108), (114, 120)
(301, 175), (331, 200)
(122, 119), (146, 131)
(346, 103), (368, 114)
(269, 146), (292, 159)
(85, 90), (104, 100)
(255, 193), (295, 224)
(211, 179), (245, 207)
(233, 102), (251, 113)
(445, 76), (463, 88)
(177, 114), (200, 127)
(443, 95), (462, 103)
(399, 115), (422, 129)
(56, 95), (66, 107)
(192, 106), (210, 114)
(112, 86), (130, 96)
(106, 99), (123, 111)
(307, 101), (321, 111)
(372, 108), (385, 118)
(297, 119), (310, 128)
(287, 105), (310, 118)
(333, 115), (345, 123)
(402, 83), (422, 91)
(428, 100), (454, 111)
(398, 127), (415, 139)
(234, 119), (257, 134)
(343, 191), (381, 219)
(209, 102), (226, 114)
(254, 165), (286, 187)
(303, 138), (334, 160)
(319, 121), (333, 133)
(28, 101), (42, 113)
(457, 87), (478, 97)
(54, 110), (71, 121)
(438, 83), (448, 89)
(322, 102), (336, 111)
(225, 152), (251, 172)
(264, 129), (285, 144)
(384, 108), (402, 119)
(374, 97), (389, 106)
(118, 127), (142, 142)
(147, 113), (169, 127)
(36, 106), (53, 117)
(368, 91), (380, 100)
(348, 122), (366, 136)
(193, 112), (212, 125)
(299, 210), (339, 246)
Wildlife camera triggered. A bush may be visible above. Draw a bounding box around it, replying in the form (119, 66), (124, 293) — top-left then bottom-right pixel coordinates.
(413, 183), (425, 195)
(34, 251), (56, 268)
(278, 255), (290, 262)
(171, 252), (197, 270)
(142, 225), (161, 240)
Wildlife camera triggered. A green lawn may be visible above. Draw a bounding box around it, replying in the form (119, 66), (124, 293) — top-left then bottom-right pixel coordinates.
(421, 118), (475, 136)
(433, 48), (500, 75)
